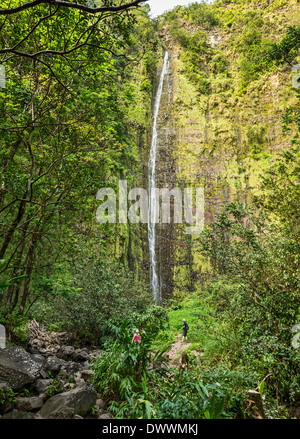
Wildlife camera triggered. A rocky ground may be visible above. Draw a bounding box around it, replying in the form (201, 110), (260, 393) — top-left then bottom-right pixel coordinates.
(0, 320), (112, 419)
(0, 322), (285, 420)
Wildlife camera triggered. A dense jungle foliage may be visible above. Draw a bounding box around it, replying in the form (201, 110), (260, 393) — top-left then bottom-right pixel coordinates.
(0, 0), (299, 420)
(0, 0), (159, 334)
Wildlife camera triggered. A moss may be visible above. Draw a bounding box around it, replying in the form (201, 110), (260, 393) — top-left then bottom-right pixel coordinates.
(156, 0), (299, 296)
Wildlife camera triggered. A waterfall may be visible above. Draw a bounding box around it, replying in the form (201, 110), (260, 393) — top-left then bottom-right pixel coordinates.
(148, 51), (169, 305)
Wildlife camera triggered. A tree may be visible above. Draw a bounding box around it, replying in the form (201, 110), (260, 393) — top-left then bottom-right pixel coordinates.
(0, 2), (158, 318)
(32, 256), (153, 344)
(0, 1), (150, 84)
(196, 201), (300, 400)
(0, 0), (148, 15)
(267, 25), (300, 66)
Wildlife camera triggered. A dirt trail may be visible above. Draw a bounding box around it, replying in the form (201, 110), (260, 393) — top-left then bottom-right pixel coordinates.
(167, 334), (191, 365)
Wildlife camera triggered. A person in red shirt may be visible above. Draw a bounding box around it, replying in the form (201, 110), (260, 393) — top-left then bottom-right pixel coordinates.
(132, 329), (141, 344)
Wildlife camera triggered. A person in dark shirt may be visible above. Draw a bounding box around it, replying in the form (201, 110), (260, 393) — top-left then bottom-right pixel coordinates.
(182, 319), (188, 342)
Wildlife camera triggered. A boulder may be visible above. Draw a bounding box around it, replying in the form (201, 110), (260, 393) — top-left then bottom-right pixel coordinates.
(16, 394), (45, 412)
(0, 381), (9, 390)
(96, 398), (105, 410)
(0, 347), (41, 390)
(27, 338), (44, 355)
(74, 377), (86, 388)
(74, 414), (84, 419)
(63, 382), (75, 391)
(98, 413), (112, 419)
(73, 349), (90, 362)
(40, 355), (68, 377)
(97, 409), (104, 416)
(58, 346), (75, 361)
(49, 406), (75, 419)
(38, 348), (49, 357)
(81, 370), (93, 383)
(82, 361), (90, 370)
(36, 383), (97, 419)
(1, 409), (35, 419)
(64, 361), (81, 376)
(34, 378), (53, 394)
(57, 369), (68, 378)
(30, 353), (45, 366)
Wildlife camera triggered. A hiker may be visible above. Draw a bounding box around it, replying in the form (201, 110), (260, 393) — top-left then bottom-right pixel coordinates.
(132, 329), (141, 344)
(182, 319), (189, 342)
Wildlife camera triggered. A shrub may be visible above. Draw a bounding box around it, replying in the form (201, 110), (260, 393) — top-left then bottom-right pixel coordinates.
(92, 320), (169, 418)
(92, 320), (168, 400)
(0, 388), (17, 415)
(267, 25), (300, 66)
(30, 257), (152, 345)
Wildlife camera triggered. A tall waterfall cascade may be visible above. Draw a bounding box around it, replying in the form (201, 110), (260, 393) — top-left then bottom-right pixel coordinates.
(148, 51), (169, 305)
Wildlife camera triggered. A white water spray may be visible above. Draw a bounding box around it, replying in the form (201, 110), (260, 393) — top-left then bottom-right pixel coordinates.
(148, 51), (169, 304)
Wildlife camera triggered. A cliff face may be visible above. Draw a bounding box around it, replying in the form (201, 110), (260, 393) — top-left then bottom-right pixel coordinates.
(150, 0), (300, 301)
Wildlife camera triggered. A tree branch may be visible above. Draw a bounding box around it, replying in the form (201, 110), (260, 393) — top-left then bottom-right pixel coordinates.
(0, 0), (148, 16)
(4, 6), (59, 53)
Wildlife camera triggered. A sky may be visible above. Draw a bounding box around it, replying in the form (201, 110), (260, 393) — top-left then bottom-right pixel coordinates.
(147, 0), (200, 17)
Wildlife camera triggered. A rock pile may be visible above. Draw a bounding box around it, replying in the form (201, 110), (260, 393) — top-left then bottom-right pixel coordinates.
(0, 320), (112, 419)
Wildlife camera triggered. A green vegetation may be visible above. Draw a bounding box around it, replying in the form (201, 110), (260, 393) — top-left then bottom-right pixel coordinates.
(30, 253), (152, 345)
(268, 25), (300, 66)
(0, 388), (17, 415)
(45, 378), (65, 399)
(0, 0), (299, 420)
(0, 1), (159, 343)
(91, 317), (257, 419)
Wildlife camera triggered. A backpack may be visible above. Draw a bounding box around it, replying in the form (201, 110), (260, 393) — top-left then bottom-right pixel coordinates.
(185, 323), (189, 330)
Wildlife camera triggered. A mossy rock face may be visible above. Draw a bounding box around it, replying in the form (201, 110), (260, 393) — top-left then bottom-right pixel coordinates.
(152, 0), (300, 301)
